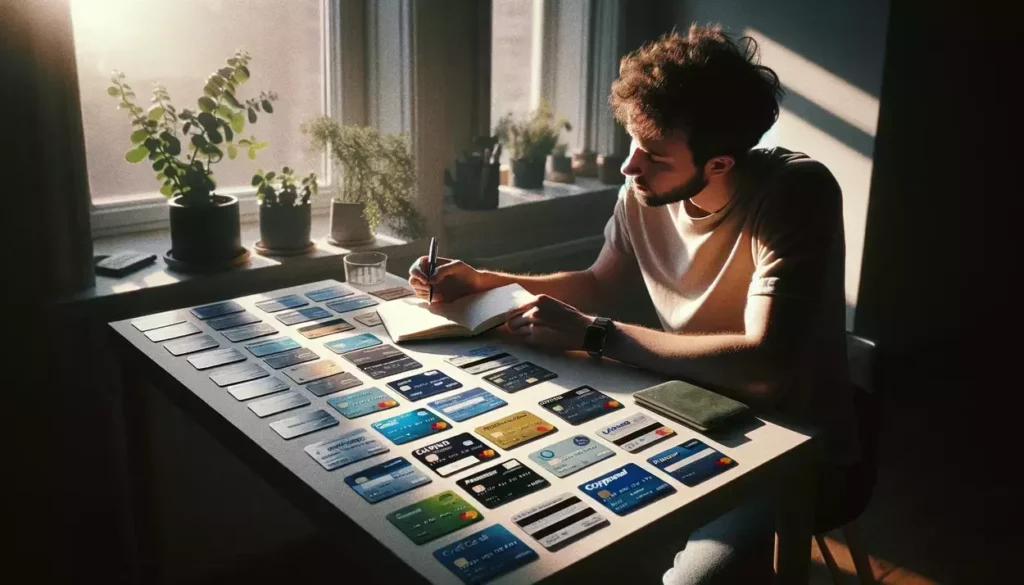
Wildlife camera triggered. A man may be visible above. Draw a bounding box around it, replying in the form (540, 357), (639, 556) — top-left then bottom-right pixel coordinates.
(410, 25), (859, 583)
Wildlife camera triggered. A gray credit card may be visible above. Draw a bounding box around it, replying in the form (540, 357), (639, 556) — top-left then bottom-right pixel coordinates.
(248, 390), (311, 418)
(283, 360), (344, 384)
(188, 348), (246, 370)
(209, 362), (268, 387)
(269, 409), (338, 439)
(164, 334), (219, 356)
(145, 322), (200, 342)
(228, 376), (290, 401)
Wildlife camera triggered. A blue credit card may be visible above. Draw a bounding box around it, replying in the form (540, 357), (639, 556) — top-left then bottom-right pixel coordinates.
(371, 409), (451, 445)
(276, 306), (332, 326)
(304, 428), (389, 471)
(306, 285), (355, 302)
(428, 387), (507, 422)
(538, 385), (624, 425)
(255, 294), (308, 313)
(387, 369), (463, 402)
(528, 434), (615, 478)
(208, 311), (261, 331)
(433, 524), (539, 585)
(579, 463), (676, 516)
(326, 296), (378, 313)
(324, 333), (382, 355)
(327, 387), (400, 419)
(190, 300), (244, 320)
(344, 457), (432, 503)
(245, 336), (300, 357)
(647, 439), (738, 487)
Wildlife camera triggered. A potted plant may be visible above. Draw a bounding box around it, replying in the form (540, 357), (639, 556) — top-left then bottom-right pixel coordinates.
(545, 143), (574, 183)
(251, 167), (319, 255)
(304, 117), (424, 244)
(598, 153), (627, 185)
(107, 50), (276, 271)
(495, 101), (571, 189)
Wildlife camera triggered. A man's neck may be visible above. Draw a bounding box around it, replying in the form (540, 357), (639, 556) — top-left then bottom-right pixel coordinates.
(687, 172), (736, 216)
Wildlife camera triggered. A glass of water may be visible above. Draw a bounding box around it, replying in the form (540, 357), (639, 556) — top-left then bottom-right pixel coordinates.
(344, 251), (388, 286)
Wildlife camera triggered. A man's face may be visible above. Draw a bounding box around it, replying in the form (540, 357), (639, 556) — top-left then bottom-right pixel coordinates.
(620, 130), (706, 207)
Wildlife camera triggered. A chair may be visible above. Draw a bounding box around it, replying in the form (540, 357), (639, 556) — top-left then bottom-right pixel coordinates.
(813, 333), (881, 585)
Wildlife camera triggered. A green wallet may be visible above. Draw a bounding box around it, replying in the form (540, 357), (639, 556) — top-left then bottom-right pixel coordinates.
(633, 380), (750, 432)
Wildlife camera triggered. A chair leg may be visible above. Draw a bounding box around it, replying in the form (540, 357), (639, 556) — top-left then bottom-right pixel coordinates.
(815, 533), (844, 585)
(842, 521), (875, 585)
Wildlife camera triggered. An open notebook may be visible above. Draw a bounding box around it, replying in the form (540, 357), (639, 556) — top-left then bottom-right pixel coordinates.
(377, 284), (535, 342)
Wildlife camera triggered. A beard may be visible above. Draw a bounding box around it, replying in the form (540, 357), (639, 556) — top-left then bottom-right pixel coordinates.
(632, 170), (708, 207)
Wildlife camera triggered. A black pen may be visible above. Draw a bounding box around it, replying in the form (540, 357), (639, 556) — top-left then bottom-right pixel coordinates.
(427, 237), (438, 303)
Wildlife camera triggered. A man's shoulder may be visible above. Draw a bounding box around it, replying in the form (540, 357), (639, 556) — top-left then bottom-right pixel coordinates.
(750, 148), (839, 195)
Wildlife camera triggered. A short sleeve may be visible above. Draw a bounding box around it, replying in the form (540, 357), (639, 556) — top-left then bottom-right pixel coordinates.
(748, 162), (843, 299)
(603, 185), (636, 257)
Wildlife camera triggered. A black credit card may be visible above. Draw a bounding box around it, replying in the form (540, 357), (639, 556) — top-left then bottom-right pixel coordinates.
(412, 432), (501, 477)
(297, 317), (354, 339)
(208, 311), (262, 331)
(483, 362), (558, 393)
(344, 344), (422, 380)
(538, 385), (624, 425)
(456, 459), (551, 509)
(221, 322), (277, 342)
(263, 347), (319, 369)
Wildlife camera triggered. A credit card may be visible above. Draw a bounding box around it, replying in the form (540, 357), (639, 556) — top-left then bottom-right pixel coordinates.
(208, 311), (261, 331)
(306, 372), (362, 397)
(372, 409), (451, 445)
(221, 322), (276, 342)
(263, 347), (318, 369)
(326, 296), (378, 314)
(283, 359), (343, 384)
(457, 459), (550, 509)
(305, 285), (354, 302)
(132, 312), (183, 332)
(276, 306), (332, 326)
(209, 362), (268, 387)
(387, 490), (484, 545)
(245, 337), (300, 357)
(327, 387), (398, 419)
(483, 362), (557, 393)
(597, 412), (677, 453)
(345, 457), (432, 503)
(255, 294), (308, 313)
(324, 333), (382, 355)
(145, 322), (200, 342)
(433, 524), (539, 585)
(412, 433), (500, 477)
(304, 428), (389, 471)
(446, 346), (520, 375)
(268, 408), (338, 439)
(387, 369), (463, 402)
(297, 317), (354, 339)
(512, 492), (610, 550)
(527, 434), (615, 478)
(353, 312), (382, 327)
(474, 411), (557, 450)
(190, 301), (244, 320)
(538, 385), (624, 425)
(164, 334), (218, 356)
(228, 376), (289, 401)
(579, 462), (676, 516)
(369, 286), (414, 301)
(428, 387), (507, 423)
(187, 347), (246, 370)
(248, 390), (311, 418)
(345, 344), (422, 379)
(647, 439), (738, 487)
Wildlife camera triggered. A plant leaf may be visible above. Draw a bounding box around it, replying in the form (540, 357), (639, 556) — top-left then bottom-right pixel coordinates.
(251, 174), (262, 186)
(248, 147), (256, 160)
(191, 135), (209, 149)
(227, 144), (238, 159)
(196, 112), (219, 132)
(223, 91), (242, 108)
(247, 109), (257, 124)
(125, 145), (148, 163)
(230, 113), (244, 133)
(147, 106), (165, 120)
(222, 124), (233, 143)
(235, 65), (250, 82)
(198, 96), (216, 112)
(207, 129), (223, 144)
(261, 100), (273, 113)
(265, 171), (276, 181)
(216, 105), (234, 120)
(160, 182), (174, 197)
(130, 129), (148, 144)
(107, 86), (120, 97)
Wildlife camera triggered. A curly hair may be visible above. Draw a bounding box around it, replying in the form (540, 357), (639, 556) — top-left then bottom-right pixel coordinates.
(610, 24), (783, 166)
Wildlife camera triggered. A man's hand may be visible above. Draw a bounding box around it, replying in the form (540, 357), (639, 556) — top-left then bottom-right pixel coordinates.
(505, 294), (595, 352)
(408, 256), (487, 304)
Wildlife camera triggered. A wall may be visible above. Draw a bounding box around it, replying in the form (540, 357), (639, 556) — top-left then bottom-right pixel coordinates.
(660, 0), (891, 328)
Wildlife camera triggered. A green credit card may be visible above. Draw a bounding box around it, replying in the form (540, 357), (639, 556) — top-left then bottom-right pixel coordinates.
(386, 490), (484, 545)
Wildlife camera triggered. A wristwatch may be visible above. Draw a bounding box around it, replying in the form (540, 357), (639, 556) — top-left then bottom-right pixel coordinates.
(583, 317), (612, 358)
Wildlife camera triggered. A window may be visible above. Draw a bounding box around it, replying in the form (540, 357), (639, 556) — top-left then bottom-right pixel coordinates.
(490, 0), (535, 133)
(71, 0), (325, 206)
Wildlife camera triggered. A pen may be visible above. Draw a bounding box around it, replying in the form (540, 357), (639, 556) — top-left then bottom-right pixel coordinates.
(427, 237), (438, 303)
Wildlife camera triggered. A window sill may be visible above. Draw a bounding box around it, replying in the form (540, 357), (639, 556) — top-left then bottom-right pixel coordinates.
(443, 177), (620, 226)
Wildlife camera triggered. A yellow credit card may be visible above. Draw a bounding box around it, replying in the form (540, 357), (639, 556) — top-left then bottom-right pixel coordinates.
(474, 410), (557, 450)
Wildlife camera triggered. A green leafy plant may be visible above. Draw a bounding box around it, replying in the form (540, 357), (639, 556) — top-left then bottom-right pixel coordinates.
(494, 101), (571, 163)
(252, 167), (318, 207)
(303, 117), (425, 239)
(107, 49), (277, 206)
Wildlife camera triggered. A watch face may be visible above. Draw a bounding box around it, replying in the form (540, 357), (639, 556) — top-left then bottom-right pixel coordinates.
(583, 325), (605, 353)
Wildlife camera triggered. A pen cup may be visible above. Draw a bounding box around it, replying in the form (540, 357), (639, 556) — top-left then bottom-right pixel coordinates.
(344, 251), (388, 286)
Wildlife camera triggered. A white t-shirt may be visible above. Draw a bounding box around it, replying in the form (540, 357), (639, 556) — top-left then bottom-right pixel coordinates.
(605, 147), (859, 464)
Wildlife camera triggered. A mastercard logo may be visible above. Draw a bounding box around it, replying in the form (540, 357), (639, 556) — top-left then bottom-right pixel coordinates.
(379, 400), (397, 408)
(431, 422), (448, 430)
(459, 510), (479, 521)
(480, 449), (496, 458)
(536, 426), (550, 432)
(717, 457), (733, 466)
(605, 400), (620, 408)
(655, 427), (673, 436)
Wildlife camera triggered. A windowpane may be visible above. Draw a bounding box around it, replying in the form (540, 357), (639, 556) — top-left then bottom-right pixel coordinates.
(491, 0), (535, 148)
(71, 0), (324, 205)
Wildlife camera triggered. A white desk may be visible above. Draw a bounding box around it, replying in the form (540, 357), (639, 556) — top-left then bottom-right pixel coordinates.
(111, 277), (816, 584)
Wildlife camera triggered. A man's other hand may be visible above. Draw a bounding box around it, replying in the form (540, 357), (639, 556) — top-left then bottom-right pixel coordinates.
(505, 294), (595, 352)
(408, 256), (485, 304)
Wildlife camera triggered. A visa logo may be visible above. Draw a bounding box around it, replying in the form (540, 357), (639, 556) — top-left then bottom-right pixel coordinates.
(601, 420), (631, 435)
(584, 468), (628, 491)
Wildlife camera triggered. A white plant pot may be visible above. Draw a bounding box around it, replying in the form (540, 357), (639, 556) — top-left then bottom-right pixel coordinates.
(328, 200), (375, 246)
